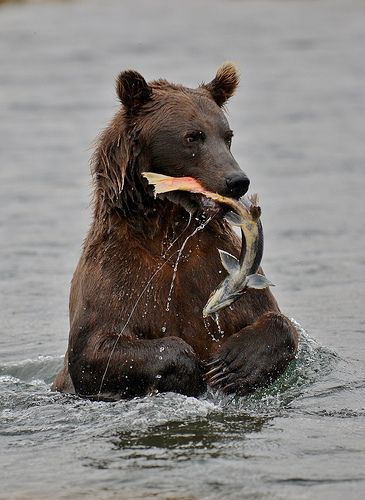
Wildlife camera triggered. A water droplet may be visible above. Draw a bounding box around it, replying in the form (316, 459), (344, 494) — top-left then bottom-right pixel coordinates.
(160, 346), (165, 352)
(159, 356), (163, 360)
(213, 313), (225, 339)
(155, 374), (162, 379)
(161, 327), (166, 334)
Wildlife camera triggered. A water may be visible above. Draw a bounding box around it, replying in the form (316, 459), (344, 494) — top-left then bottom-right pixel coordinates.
(1, 0), (365, 498)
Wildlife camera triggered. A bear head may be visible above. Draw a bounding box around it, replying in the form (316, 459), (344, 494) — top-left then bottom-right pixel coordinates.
(92, 63), (249, 227)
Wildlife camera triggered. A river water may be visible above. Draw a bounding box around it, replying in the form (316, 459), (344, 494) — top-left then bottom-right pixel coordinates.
(0, 0), (364, 498)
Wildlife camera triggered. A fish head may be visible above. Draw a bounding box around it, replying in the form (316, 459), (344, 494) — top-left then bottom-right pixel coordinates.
(202, 279), (243, 318)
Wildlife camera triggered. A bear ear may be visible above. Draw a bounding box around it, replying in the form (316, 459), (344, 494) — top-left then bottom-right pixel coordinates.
(116, 70), (152, 113)
(204, 62), (240, 107)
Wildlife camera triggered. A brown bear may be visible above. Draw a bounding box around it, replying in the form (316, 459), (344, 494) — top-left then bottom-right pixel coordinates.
(52, 63), (299, 400)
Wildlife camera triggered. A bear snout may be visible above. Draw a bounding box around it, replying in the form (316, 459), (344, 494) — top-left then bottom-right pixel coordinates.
(225, 172), (250, 198)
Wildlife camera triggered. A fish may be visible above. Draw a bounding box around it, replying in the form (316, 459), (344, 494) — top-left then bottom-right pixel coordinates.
(142, 172), (274, 317)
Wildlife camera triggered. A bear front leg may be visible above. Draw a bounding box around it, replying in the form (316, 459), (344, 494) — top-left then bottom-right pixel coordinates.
(69, 335), (206, 400)
(204, 312), (299, 395)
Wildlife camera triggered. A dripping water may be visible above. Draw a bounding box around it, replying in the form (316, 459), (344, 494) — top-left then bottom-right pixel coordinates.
(213, 313), (225, 339)
(165, 216), (212, 312)
(203, 314), (225, 343)
(203, 317), (219, 343)
(162, 212), (192, 258)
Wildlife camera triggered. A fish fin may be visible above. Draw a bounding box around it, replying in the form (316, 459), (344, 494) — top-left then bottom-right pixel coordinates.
(218, 249), (240, 275)
(224, 210), (243, 226)
(246, 273), (274, 289)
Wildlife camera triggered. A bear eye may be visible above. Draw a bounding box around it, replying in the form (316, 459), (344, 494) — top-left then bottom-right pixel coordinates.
(225, 130), (234, 148)
(185, 130), (205, 144)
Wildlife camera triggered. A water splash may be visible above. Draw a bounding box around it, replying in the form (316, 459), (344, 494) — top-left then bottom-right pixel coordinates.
(0, 355), (64, 385)
(0, 320), (348, 421)
(165, 216), (212, 312)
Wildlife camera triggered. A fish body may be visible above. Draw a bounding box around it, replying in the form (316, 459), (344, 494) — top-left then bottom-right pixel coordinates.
(202, 196), (273, 317)
(142, 172), (274, 317)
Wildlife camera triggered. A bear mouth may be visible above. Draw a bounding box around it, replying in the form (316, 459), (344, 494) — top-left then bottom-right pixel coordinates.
(159, 190), (226, 220)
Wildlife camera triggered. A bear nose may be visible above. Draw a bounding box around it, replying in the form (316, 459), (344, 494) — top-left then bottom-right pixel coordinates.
(225, 173), (250, 198)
